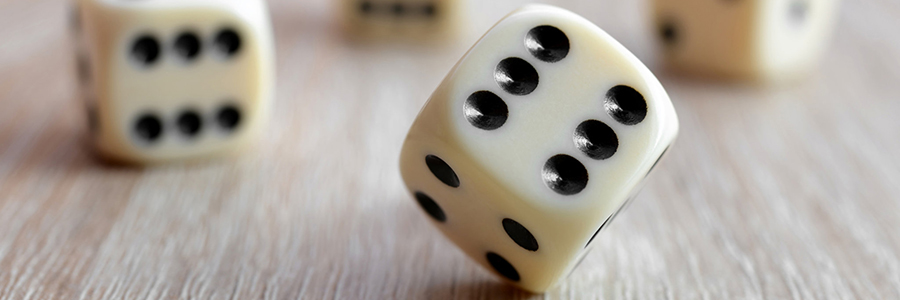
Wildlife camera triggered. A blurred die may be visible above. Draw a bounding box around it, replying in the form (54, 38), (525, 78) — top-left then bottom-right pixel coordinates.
(653, 0), (839, 81)
(70, 0), (275, 164)
(340, 0), (462, 42)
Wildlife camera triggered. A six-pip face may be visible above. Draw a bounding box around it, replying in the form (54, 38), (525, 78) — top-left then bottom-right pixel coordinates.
(75, 0), (274, 163)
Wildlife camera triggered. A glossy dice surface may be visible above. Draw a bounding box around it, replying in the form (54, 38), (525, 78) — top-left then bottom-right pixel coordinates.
(400, 5), (679, 292)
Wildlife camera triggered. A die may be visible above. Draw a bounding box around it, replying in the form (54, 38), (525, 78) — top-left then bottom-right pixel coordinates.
(652, 0), (839, 81)
(399, 4), (679, 292)
(340, 0), (460, 41)
(70, 0), (275, 164)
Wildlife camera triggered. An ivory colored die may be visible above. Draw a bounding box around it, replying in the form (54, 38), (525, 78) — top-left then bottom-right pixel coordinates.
(653, 0), (839, 81)
(399, 5), (679, 292)
(71, 0), (275, 164)
(340, 0), (460, 40)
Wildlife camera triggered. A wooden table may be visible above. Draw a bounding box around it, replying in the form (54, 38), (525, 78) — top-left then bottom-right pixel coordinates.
(1, 0), (899, 298)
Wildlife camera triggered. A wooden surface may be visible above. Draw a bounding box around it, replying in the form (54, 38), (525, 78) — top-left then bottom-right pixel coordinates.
(1, 0), (900, 299)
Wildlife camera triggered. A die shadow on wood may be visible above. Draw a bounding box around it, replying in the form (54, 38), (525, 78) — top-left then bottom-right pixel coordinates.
(5, 95), (161, 176)
(423, 279), (542, 300)
(0, 98), (117, 175)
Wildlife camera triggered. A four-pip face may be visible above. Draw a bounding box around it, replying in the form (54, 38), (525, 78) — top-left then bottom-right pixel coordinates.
(400, 4), (678, 292)
(72, 0), (274, 163)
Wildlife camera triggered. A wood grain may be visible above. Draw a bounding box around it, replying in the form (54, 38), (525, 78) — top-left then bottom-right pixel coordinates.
(1, 0), (899, 299)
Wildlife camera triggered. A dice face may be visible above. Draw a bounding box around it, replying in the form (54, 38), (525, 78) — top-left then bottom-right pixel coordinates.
(399, 5), (678, 292)
(72, 0), (274, 163)
(341, 0), (459, 40)
(653, 0), (839, 80)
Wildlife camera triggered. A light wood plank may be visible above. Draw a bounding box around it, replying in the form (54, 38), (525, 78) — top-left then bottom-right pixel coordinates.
(0, 0), (898, 299)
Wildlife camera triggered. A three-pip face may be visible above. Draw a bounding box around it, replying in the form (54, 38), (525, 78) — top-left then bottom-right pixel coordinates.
(400, 5), (678, 292)
(72, 0), (274, 164)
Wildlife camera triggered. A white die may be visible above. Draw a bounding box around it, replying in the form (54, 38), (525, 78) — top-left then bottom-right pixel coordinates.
(399, 5), (679, 292)
(339, 0), (461, 41)
(71, 0), (275, 163)
(653, 0), (840, 81)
